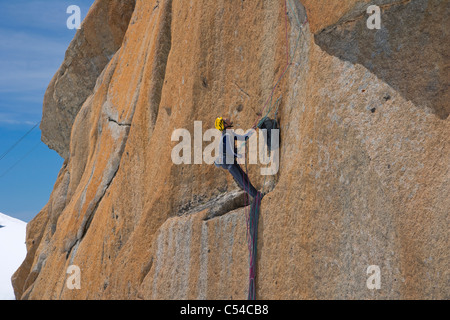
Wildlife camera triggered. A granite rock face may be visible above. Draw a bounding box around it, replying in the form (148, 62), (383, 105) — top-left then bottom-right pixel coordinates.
(40, 0), (136, 159)
(14, 0), (449, 299)
(314, 0), (450, 119)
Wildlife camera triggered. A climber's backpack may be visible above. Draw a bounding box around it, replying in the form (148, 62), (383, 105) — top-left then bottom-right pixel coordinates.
(258, 118), (279, 152)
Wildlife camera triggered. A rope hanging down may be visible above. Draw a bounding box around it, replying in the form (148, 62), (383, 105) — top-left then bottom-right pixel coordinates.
(246, 191), (262, 300)
(235, 0), (307, 154)
(251, 0), (308, 130)
(242, 0), (308, 300)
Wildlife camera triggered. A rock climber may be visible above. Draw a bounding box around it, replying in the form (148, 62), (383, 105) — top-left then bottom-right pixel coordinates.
(214, 117), (260, 199)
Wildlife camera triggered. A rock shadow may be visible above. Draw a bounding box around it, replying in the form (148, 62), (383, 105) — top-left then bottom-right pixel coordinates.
(314, 0), (449, 119)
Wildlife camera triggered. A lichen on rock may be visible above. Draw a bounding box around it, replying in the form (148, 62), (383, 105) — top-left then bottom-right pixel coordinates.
(13, 0), (449, 300)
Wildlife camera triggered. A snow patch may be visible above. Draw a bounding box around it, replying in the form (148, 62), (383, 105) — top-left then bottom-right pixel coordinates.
(0, 212), (27, 300)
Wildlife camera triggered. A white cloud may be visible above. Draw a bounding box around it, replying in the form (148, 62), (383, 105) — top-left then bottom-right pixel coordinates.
(1, 0), (92, 32)
(0, 0), (94, 127)
(0, 28), (68, 91)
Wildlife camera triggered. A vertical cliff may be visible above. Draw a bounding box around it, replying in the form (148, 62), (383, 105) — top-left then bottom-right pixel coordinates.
(13, 0), (449, 299)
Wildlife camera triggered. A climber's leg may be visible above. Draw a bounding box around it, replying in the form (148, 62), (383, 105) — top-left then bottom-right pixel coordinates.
(227, 163), (259, 198)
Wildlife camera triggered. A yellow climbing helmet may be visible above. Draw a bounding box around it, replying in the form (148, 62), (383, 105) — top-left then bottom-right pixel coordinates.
(215, 117), (225, 131)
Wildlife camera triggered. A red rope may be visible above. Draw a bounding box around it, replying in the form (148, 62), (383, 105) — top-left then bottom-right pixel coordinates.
(251, 0), (291, 129)
(284, 0), (290, 64)
(242, 0), (308, 300)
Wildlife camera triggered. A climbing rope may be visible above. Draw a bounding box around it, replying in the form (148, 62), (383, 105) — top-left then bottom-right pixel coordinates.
(246, 191), (261, 300)
(256, 95), (282, 129)
(251, 1), (307, 130)
(235, 0), (307, 155)
(241, 0), (308, 300)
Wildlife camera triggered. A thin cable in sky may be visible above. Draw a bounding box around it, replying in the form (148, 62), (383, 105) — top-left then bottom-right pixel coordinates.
(0, 121), (41, 162)
(0, 141), (41, 180)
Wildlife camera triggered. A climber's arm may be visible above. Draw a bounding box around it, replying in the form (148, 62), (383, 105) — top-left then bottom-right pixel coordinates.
(223, 132), (243, 159)
(232, 129), (256, 141)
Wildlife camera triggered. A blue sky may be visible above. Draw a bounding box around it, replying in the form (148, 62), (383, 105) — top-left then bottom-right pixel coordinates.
(0, 0), (94, 222)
